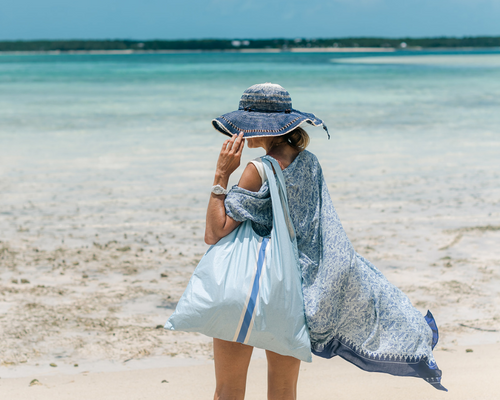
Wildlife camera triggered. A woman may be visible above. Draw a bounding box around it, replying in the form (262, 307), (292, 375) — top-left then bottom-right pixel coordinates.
(171, 83), (445, 399)
(205, 130), (306, 400)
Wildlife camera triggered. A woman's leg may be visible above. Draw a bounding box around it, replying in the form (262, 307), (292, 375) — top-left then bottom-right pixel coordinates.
(213, 338), (253, 400)
(266, 350), (301, 400)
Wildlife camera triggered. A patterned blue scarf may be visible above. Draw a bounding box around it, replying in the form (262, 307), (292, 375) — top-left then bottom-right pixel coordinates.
(225, 150), (446, 391)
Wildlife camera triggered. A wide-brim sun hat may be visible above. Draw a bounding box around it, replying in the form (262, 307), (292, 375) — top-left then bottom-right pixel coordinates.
(212, 83), (329, 139)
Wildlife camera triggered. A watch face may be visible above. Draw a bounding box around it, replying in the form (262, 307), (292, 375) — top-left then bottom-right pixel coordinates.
(213, 185), (224, 195)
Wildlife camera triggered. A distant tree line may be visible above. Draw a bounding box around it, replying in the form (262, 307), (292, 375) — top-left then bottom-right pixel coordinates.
(1, 37), (499, 52)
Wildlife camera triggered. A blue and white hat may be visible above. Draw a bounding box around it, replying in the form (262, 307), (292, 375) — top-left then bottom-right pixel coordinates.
(212, 83), (329, 139)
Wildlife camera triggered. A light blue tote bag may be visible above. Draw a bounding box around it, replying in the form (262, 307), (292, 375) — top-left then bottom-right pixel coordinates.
(165, 156), (312, 362)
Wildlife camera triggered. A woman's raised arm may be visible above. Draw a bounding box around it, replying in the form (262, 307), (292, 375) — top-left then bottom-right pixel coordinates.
(204, 133), (263, 245)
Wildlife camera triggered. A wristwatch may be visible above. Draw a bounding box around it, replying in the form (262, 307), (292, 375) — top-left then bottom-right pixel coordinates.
(211, 184), (229, 195)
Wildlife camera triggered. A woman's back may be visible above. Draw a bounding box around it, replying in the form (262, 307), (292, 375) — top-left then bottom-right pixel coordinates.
(226, 150), (343, 284)
(280, 150), (328, 275)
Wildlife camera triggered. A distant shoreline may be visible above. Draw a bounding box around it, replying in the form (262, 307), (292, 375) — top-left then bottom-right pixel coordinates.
(0, 47), (398, 55)
(2, 47), (500, 56)
(1, 36), (500, 54)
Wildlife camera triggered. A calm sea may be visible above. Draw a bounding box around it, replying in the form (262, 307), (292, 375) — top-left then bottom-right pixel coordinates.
(1, 50), (499, 246)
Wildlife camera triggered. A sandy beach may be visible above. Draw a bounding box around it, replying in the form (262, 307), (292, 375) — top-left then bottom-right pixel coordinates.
(2, 344), (500, 399)
(1, 136), (499, 396)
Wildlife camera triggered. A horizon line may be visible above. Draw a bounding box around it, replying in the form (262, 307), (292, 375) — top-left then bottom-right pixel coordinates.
(2, 35), (500, 42)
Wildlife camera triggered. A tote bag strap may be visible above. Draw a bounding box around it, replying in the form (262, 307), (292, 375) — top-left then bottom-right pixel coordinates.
(261, 156), (298, 246)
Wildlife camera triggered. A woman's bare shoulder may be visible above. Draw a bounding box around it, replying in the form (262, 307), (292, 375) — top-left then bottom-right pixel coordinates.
(238, 162), (263, 193)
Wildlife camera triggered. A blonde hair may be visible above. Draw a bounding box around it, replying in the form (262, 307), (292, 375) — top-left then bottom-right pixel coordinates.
(272, 126), (310, 151)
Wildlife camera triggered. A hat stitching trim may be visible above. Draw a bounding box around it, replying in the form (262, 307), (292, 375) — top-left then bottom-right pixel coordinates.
(238, 109), (295, 113)
(221, 116), (300, 133)
(240, 99), (292, 104)
(241, 93), (290, 98)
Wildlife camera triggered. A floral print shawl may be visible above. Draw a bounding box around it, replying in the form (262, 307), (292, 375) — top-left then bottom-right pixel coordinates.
(225, 150), (446, 391)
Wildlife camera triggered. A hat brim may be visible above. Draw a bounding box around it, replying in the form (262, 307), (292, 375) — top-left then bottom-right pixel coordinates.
(212, 109), (329, 138)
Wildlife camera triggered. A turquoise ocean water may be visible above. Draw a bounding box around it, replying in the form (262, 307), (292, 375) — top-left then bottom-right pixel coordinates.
(1, 50), (499, 231)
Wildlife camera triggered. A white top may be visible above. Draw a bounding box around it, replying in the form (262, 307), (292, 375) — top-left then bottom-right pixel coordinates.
(249, 157), (267, 186)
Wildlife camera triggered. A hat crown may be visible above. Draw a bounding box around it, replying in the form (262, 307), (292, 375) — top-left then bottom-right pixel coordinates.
(238, 83), (292, 112)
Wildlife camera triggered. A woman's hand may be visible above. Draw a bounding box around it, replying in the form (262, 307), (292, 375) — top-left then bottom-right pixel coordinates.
(214, 132), (245, 183)
(205, 132), (246, 245)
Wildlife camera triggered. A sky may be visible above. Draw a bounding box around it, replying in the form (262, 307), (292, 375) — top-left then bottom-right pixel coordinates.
(1, 0), (500, 40)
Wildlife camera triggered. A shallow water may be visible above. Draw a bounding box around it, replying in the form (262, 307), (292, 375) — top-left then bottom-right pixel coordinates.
(1, 50), (499, 243)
